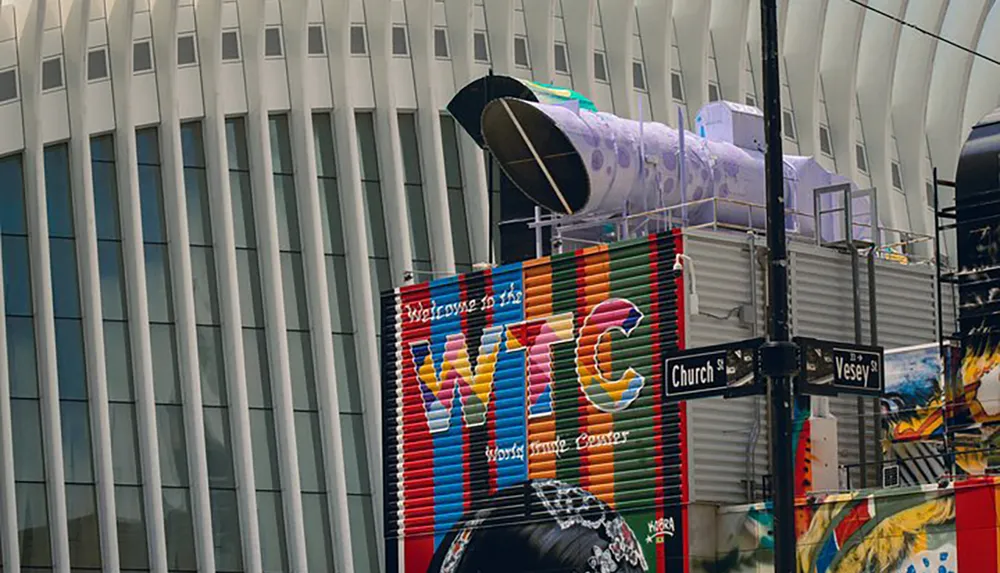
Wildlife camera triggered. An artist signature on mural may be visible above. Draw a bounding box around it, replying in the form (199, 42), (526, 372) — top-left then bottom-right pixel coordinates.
(645, 517), (675, 544)
(403, 283), (523, 324)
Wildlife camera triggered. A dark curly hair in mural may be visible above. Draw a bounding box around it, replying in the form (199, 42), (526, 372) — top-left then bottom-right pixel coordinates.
(427, 479), (649, 573)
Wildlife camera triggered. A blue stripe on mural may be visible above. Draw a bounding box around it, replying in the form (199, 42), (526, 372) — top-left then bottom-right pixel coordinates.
(429, 276), (464, 547)
(492, 265), (528, 490)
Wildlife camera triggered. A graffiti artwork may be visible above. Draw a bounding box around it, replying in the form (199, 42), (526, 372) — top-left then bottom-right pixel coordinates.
(881, 344), (946, 442)
(696, 478), (1000, 573)
(382, 233), (689, 572)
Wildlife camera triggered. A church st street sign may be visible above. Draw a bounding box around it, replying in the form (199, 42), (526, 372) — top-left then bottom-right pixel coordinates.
(663, 338), (765, 402)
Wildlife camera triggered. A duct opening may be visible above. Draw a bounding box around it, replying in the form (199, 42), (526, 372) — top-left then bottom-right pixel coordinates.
(447, 75), (540, 147)
(481, 97), (589, 215)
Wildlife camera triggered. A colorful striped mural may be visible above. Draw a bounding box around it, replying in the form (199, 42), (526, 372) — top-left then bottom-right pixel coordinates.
(382, 232), (688, 572)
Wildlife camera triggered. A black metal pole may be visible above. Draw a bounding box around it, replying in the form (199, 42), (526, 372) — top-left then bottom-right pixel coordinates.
(486, 68), (495, 265)
(759, 0), (797, 571)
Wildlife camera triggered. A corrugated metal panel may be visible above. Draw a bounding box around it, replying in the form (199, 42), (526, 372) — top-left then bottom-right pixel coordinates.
(684, 231), (770, 504)
(685, 230), (945, 504)
(383, 234), (686, 571)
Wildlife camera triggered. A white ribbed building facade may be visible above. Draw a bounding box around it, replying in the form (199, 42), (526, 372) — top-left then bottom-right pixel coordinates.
(0, 0), (994, 572)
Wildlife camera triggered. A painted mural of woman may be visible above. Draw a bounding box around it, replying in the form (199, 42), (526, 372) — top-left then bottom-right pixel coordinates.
(426, 479), (649, 573)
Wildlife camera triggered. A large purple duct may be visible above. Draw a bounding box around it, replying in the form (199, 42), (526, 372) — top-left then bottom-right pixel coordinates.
(480, 97), (873, 242)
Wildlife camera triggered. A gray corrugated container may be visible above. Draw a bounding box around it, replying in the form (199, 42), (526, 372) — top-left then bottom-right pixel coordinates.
(682, 229), (956, 504)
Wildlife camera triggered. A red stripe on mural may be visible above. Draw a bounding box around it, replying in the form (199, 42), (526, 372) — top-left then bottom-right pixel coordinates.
(956, 478), (999, 573)
(400, 283), (435, 571)
(673, 230), (689, 573)
(833, 500), (871, 546)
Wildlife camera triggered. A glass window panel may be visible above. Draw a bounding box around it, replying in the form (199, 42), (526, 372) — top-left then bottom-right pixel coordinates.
(268, 115), (294, 174)
(514, 36), (529, 67)
(348, 495), (379, 573)
(4, 235), (33, 315)
(369, 257), (392, 321)
(209, 489), (243, 571)
(257, 492), (289, 573)
(406, 184), (432, 265)
(180, 122), (206, 168)
(440, 115), (463, 188)
(0, 153), (26, 235)
(162, 488), (197, 571)
(151, 323), (181, 403)
(326, 255), (353, 333)
(434, 28), (449, 58)
(225, 117), (250, 170)
(139, 163), (166, 243)
(133, 40), (153, 72)
(392, 25), (408, 55)
(91, 151), (121, 241)
(363, 181), (389, 258)
(274, 174), (301, 251)
(177, 34), (198, 65)
(197, 326), (227, 406)
(136, 128), (160, 165)
(115, 485), (150, 569)
(250, 409), (281, 490)
(109, 403), (141, 484)
(312, 113), (337, 178)
(355, 112), (380, 181)
(145, 244), (174, 323)
(66, 484), (102, 568)
(191, 246), (221, 325)
(42, 57), (63, 90)
(303, 493), (334, 572)
(7, 316), (38, 399)
(333, 334), (362, 413)
(184, 169), (213, 247)
(156, 405), (189, 487)
(448, 187), (472, 271)
(341, 413), (370, 494)
(350, 25), (367, 55)
(16, 482), (52, 567)
(230, 171), (256, 248)
(104, 321), (134, 402)
(50, 238), (82, 318)
(281, 252), (309, 330)
(397, 113), (422, 184)
(98, 241), (127, 320)
(244, 328), (271, 409)
(295, 412), (326, 492)
(288, 331), (317, 411)
(11, 399), (45, 482)
(554, 42), (569, 72)
(221, 30), (240, 61)
(45, 144), (74, 238)
(236, 249), (264, 328)
(55, 319), (87, 400)
(473, 31), (489, 62)
(91, 133), (115, 161)
(264, 27), (283, 57)
(307, 25), (325, 55)
(60, 401), (95, 482)
(318, 178), (345, 256)
(203, 407), (236, 487)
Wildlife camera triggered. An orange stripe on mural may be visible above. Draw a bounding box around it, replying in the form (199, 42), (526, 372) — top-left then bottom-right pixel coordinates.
(524, 257), (556, 480)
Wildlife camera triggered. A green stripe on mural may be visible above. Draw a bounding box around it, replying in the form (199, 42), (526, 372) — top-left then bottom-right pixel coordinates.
(610, 238), (658, 568)
(551, 250), (581, 484)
